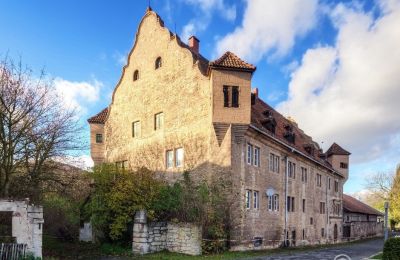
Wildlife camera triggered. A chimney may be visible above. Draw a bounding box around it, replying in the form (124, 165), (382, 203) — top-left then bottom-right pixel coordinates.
(251, 87), (259, 98)
(188, 36), (200, 54)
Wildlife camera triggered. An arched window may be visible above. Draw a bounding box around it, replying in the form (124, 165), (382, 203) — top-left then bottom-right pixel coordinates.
(155, 57), (162, 69)
(133, 70), (139, 81)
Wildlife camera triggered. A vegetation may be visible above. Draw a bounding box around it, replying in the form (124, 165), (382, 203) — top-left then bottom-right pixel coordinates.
(366, 165), (400, 227)
(0, 56), (83, 201)
(85, 165), (232, 253)
(382, 237), (400, 260)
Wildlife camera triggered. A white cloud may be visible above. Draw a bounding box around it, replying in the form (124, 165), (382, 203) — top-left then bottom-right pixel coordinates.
(276, 1), (400, 164)
(54, 78), (102, 114)
(180, 0), (236, 42)
(215, 0), (319, 62)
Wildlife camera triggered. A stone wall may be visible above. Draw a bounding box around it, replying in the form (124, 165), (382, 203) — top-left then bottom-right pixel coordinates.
(0, 200), (43, 258)
(344, 221), (383, 240)
(132, 211), (201, 256)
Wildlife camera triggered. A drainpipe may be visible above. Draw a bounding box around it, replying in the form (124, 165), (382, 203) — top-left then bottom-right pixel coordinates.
(326, 174), (329, 243)
(284, 155), (289, 246)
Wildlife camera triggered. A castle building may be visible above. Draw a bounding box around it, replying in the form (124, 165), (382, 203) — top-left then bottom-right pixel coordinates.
(88, 8), (351, 250)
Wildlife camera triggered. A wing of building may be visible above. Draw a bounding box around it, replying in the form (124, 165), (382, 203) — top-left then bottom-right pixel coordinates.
(87, 7), (352, 250)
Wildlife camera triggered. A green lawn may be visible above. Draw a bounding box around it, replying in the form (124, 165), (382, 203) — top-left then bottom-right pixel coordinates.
(369, 252), (383, 259)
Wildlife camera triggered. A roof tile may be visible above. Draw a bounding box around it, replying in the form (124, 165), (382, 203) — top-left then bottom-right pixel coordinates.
(87, 107), (108, 124)
(210, 51), (256, 72)
(343, 194), (384, 216)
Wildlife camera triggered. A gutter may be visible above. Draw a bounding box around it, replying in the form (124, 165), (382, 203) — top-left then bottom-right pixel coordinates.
(284, 155), (289, 246)
(249, 124), (343, 178)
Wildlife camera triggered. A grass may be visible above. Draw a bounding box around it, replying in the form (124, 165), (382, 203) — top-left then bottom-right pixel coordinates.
(43, 236), (383, 260)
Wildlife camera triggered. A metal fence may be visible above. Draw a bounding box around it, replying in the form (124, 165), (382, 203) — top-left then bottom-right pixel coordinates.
(0, 243), (27, 260)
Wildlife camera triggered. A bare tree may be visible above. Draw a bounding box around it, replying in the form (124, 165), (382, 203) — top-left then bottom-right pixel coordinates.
(0, 57), (83, 201)
(365, 171), (394, 200)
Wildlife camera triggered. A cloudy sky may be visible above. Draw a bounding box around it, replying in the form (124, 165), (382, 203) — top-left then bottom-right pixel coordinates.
(1, 0), (399, 193)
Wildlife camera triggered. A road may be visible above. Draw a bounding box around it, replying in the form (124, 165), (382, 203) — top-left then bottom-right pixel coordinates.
(246, 238), (383, 260)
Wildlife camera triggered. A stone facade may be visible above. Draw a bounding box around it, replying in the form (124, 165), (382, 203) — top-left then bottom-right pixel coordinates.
(0, 200), (43, 258)
(132, 211), (202, 256)
(89, 8), (351, 251)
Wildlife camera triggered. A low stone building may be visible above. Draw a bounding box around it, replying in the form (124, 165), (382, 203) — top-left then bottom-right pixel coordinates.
(342, 194), (384, 240)
(88, 7), (351, 250)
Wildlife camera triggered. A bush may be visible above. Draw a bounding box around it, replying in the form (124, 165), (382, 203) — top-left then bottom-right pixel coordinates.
(383, 237), (400, 260)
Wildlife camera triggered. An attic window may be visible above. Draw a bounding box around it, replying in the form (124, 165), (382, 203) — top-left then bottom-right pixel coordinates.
(261, 114), (276, 134)
(133, 70), (139, 81)
(304, 144), (314, 155)
(283, 124), (295, 144)
(155, 57), (162, 69)
(263, 110), (272, 117)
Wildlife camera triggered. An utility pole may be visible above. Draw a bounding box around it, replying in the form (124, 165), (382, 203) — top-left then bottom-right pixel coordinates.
(384, 201), (389, 241)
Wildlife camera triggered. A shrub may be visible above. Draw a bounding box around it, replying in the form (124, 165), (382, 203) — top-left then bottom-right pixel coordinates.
(383, 237), (400, 260)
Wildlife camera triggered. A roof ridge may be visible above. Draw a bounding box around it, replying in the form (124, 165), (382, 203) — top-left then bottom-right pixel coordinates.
(210, 51), (256, 72)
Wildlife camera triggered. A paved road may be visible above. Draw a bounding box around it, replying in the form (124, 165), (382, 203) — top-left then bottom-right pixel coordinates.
(246, 238), (383, 260)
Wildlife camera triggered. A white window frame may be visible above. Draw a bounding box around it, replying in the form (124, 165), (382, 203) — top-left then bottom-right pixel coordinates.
(245, 190), (251, 209)
(253, 191), (259, 209)
(154, 112), (164, 130)
(247, 143), (253, 165)
(273, 194), (279, 211)
(132, 121), (141, 138)
(254, 146), (260, 167)
(175, 148), (184, 168)
(166, 150), (174, 169)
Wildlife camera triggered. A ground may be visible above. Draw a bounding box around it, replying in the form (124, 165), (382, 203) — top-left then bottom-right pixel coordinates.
(90, 238), (383, 260)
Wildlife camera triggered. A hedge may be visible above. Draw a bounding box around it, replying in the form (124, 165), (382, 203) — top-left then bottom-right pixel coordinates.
(383, 237), (400, 260)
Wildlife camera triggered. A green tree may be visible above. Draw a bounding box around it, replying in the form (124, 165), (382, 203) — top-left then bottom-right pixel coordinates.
(390, 165), (400, 225)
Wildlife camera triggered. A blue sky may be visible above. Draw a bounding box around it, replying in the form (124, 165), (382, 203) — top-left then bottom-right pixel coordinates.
(1, 0), (399, 194)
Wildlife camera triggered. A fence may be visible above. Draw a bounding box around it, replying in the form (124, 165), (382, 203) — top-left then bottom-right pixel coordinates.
(0, 243), (27, 260)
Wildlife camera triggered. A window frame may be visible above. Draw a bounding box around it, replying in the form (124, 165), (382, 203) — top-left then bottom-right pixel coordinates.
(132, 121), (141, 138)
(95, 133), (103, 143)
(254, 146), (260, 167)
(175, 148), (184, 168)
(154, 112), (164, 131)
(247, 143), (253, 165)
(253, 191), (259, 209)
(166, 150), (174, 169)
(245, 190), (251, 209)
(231, 86), (239, 107)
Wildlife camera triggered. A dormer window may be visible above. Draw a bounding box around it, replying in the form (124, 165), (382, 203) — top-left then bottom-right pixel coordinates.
(155, 57), (162, 69)
(284, 124), (295, 144)
(223, 85), (240, 108)
(133, 70), (139, 81)
(261, 110), (276, 134)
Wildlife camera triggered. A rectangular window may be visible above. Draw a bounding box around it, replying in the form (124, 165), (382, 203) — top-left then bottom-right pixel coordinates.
(245, 190), (251, 209)
(340, 162), (348, 169)
(268, 194), (279, 211)
(302, 199), (306, 213)
(274, 194), (279, 211)
(247, 143), (253, 165)
(232, 86), (239, 107)
(328, 177), (331, 190)
(95, 133), (103, 143)
(132, 121), (141, 138)
(320, 202), (326, 214)
(335, 180), (339, 192)
(175, 148), (184, 167)
(254, 146), (260, 166)
(301, 167), (307, 182)
(166, 150), (174, 169)
(223, 86), (230, 107)
(268, 195), (273, 210)
(287, 196), (295, 212)
(288, 161), (296, 179)
(310, 217), (313, 225)
(321, 228), (325, 238)
(269, 153), (280, 173)
(253, 191), (259, 209)
(317, 173), (322, 187)
(154, 112), (164, 130)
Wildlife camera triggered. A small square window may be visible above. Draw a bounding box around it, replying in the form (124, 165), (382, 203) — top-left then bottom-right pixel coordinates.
(175, 148), (184, 168)
(95, 133), (103, 143)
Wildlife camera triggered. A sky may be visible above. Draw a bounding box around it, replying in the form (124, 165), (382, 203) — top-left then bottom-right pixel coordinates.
(1, 0), (399, 194)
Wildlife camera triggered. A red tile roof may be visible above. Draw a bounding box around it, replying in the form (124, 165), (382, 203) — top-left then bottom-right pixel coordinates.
(343, 194), (384, 216)
(250, 97), (336, 168)
(326, 142), (351, 156)
(210, 51), (256, 72)
(87, 107), (108, 124)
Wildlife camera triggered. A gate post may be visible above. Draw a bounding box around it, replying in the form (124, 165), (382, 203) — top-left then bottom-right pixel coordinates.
(132, 210), (149, 254)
